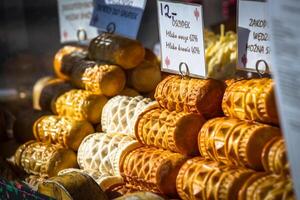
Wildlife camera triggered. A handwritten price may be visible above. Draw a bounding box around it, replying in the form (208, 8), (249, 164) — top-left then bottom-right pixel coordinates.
(189, 34), (198, 42)
(191, 46), (200, 54)
(160, 3), (177, 20)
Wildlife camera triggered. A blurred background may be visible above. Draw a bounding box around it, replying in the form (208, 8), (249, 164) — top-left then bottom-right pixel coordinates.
(0, 0), (236, 113)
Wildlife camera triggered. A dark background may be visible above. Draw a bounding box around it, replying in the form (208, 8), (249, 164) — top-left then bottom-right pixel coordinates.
(0, 0), (60, 103)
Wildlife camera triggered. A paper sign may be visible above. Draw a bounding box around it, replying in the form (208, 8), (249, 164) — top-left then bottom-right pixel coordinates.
(238, 0), (272, 73)
(269, 0), (300, 197)
(57, 0), (98, 43)
(157, 0), (206, 78)
(90, 0), (147, 39)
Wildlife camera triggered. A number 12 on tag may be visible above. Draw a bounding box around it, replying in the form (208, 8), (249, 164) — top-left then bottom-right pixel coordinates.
(160, 3), (177, 19)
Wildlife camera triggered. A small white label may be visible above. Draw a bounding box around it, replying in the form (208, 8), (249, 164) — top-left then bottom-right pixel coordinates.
(238, 0), (272, 72)
(270, 0), (300, 197)
(90, 0), (147, 39)
(57, 0), (98, 43)
(157, 0), (206, 78)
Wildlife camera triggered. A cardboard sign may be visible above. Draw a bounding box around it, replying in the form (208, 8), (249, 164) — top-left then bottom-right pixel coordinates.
(157, 0), (206, 78)
(238, 0), (272, 73)
(269, 0), (300, 197)
(57, 0), (98, 43)
(90, 0), (146, 39)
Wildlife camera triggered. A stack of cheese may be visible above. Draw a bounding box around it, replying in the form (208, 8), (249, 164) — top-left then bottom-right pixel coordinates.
(113, 75), (226, 198)
(54, 33), (161, 98)
(10, 30), (295, 200)
(75, 95), (155, 191)
(36, 95), (156, 199)
(71, 75), (224, 198)
(32, 33), (162, 124)
(12, 33), (161, 200)
(16, 95), (156, 199)
(75, 74), (225, 198)
(90, 75), (293, 200)
(41, 75), (293, 200)
(171, 76), (292, 200)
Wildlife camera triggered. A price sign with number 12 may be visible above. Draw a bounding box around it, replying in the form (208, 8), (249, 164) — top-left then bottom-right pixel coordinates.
(157, 0), (206, 78)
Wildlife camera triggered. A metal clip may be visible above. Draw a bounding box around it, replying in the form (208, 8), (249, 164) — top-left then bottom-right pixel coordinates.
(106, 22), (116, 34)
(77, 29), (88, 42)
(179, 62), (190, 79)
(255, 59), (270, 78)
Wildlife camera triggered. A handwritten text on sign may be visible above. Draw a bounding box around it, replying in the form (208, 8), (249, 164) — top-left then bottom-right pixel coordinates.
(90, 0), (146, 39)
(57, 0), (98, 43)
(157, 0), (206, 78)
(238, 0), (272, 72)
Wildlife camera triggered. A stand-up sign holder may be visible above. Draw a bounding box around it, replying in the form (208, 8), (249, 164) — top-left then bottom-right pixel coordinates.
(157, 0), (206, 78)
(57, 0), (98, 43)
(269, 0), (300, 198)
(90, 0), (147, 39)
(238, 0), (271, 76)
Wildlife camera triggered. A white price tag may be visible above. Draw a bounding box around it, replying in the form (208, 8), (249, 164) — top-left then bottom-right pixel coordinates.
(157, 0), (206, 78)
(90, 0), (147, 39)
(238, 0), (272, 73)
(270, 0), (300, 197)
(57, 0), (98, 43)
